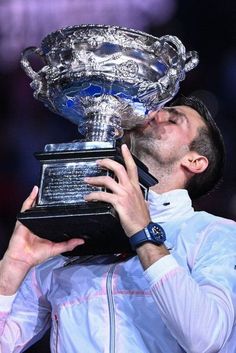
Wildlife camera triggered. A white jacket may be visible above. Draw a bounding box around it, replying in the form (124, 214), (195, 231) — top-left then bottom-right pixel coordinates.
(0, 189), (236, 353)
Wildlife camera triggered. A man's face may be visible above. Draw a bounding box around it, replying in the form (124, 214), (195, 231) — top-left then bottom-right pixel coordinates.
(130, 105), (206, 166)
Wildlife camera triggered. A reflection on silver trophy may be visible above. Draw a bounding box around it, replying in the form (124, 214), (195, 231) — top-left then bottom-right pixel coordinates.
(18, 24), (199, 254)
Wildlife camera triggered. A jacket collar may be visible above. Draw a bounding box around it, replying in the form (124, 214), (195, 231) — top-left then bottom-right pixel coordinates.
(148, 189), (194, 223)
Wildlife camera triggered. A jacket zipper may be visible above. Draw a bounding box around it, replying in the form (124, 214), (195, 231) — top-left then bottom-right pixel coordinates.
(54, 314), (59, 353)
(106, 263), (117, 353)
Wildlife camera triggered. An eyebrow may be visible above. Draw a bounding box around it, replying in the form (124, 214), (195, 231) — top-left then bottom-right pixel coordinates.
(163, 107), (189, 125)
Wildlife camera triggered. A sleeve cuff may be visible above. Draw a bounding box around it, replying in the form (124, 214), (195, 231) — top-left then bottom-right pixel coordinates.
(144, 254), (180, 286)
(0, 293), (17, 312)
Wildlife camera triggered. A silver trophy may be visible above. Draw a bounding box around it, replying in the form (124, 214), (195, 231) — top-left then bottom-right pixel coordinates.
(18, 25), (199, 254)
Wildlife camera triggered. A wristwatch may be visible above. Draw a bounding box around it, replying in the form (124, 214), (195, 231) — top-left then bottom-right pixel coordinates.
(129, 222), (166, 251)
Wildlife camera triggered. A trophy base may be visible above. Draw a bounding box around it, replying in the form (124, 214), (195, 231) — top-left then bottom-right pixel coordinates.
(18, 202), (133, 256)
(17, 142), (158, 256)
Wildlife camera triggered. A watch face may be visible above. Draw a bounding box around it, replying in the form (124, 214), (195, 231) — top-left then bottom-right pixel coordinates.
(149, 223), (165, 242)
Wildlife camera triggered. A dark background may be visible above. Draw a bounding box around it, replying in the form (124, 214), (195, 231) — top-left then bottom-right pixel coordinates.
(0, 0), (235, 351)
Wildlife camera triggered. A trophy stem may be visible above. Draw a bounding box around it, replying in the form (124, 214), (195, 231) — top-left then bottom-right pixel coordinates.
(83, 112), (123, 142)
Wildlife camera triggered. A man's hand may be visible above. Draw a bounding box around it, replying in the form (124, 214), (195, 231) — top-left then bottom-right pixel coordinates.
(84, 144), (169, 269)
(0, 186), (84, 295)
(84, 144), (151, 237)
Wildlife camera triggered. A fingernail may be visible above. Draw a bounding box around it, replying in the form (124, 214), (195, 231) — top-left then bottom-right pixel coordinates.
(31, 185), (38, 195)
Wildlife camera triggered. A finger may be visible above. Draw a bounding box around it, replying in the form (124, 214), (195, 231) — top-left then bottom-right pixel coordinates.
(84, 191), (115, 204)
(97, 158), (129, 185)
(21, 186), (39, 212)
(85, 175), (121, 194)
(121, 144), (139, 182)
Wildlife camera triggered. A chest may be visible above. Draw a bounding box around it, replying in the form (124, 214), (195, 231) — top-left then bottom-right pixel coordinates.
(46, 257), (182, 353)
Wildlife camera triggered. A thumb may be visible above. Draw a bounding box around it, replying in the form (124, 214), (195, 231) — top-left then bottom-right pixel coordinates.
(50, 238), (85, 257)
(21, 186), (39, 212)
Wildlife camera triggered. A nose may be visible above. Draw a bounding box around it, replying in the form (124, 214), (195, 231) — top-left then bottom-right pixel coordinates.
(150, 109), (169, 124)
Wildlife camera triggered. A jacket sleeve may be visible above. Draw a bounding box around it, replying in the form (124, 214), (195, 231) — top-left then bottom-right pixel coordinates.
(144, 222), (236, 353)
(0, 267), (51, 353)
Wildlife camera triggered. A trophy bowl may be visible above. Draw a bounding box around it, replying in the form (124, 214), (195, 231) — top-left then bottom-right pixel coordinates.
(18, 24), (199, 255)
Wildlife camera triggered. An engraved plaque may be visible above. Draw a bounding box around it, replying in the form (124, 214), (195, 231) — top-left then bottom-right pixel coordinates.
(39, 161), (108, 205)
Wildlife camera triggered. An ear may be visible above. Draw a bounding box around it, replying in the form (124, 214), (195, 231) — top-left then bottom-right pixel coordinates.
(181, 151), (209, 175)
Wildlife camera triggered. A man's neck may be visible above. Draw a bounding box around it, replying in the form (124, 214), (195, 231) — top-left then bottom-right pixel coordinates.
(149, 171), (179, 194)
(140, 155), (186, 195)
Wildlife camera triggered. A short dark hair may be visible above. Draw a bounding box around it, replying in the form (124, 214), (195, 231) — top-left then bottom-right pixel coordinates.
(170, 95), (226, 199)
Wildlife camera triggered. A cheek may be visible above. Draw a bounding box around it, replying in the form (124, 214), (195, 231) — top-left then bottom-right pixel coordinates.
(145, 126), (168, 141)
(168, 129), (190, 144)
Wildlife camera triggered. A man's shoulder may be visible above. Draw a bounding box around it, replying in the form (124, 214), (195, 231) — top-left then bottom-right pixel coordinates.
(190, 210), (235, 228)
(175, 210), (236, 244)
(187, 211), (236, 246)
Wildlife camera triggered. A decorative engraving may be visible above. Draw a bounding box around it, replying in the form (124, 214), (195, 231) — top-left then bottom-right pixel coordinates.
(20, 24), (199, 144)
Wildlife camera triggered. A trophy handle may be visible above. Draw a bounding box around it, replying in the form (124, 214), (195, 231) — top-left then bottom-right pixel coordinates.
(183, 51), (199, 72)
(20, 46), (45, 79)
(158, 35), (199, 72)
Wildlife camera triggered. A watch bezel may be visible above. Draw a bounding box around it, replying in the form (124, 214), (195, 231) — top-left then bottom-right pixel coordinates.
(147, 222), (166, 243)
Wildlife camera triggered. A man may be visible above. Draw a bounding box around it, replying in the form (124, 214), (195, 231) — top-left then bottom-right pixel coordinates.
(0, 96), (235, 352)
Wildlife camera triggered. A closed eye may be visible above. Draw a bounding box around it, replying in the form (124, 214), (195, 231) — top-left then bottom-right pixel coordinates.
(169, 118), (177, 124)
(168, 113), (180, 124)
(163, 107), (188, 126)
